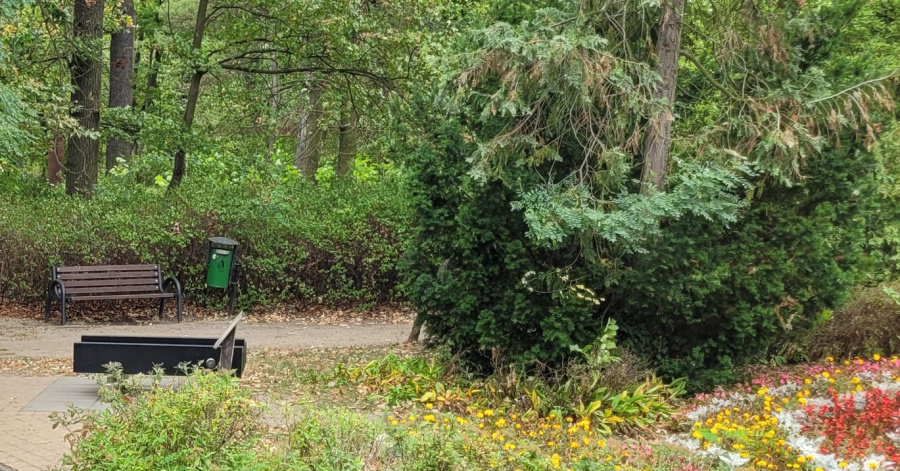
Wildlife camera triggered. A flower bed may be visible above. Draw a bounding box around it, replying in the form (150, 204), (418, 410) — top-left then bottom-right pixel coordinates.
(677, 355), (900, 470)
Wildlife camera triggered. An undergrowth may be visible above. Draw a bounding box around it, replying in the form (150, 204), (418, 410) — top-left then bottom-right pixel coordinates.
(0, 152), (412, 309)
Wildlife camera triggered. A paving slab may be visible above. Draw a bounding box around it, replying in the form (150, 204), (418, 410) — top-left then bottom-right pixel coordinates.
(22, 377), (105, 413)
(0, 376), (69, 471)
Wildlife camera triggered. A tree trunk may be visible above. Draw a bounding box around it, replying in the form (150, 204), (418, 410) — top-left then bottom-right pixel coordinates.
(336, 107), (358, 178)
(65, 0), (104, 197)
(266, 51), (279, 159)
(168, 0), (209, 191)
(407, 314), (425, 343)
(106, 0), (136, 171)
(47, 134), (65, 185)
(294, 74), (324, 178)
(640, 0), (684, 194)
(141, 47), (162, 112)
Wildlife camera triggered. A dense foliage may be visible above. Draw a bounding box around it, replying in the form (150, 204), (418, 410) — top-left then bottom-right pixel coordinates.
(0, 153), (411, 307)
(402, 0), (900, 389)
(2, 0), (900, 392)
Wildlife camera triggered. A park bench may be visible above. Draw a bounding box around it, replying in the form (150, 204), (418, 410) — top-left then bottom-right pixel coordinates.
(73, 313), (246, 377)
(45, 264), (182, 325)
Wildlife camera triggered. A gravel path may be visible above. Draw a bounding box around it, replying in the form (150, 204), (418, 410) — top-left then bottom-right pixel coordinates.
(0, 316), (414, 358)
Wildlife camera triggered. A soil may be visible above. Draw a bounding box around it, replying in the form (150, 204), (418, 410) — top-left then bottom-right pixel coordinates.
(0, 304), (416, 359)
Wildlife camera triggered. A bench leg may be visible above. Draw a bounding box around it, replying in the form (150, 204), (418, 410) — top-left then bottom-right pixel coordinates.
(158, 298), (166, 320)
(176, 292), (183, 322)
(60, 299), (67, 326)
(44, 292), (52, 322)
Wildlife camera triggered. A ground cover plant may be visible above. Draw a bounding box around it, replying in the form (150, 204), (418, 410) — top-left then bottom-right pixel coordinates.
(51, 340), (900, 471)
(679, 354), (900, 470)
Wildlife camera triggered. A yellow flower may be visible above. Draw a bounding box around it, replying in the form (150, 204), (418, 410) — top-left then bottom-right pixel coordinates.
(484, 409), (494, 417)
(827, 356), (834, 362)
(840, 462), (849, 468)
(425, 403), (434, 409)
(797, 457), (806, 464)
(822, 371), (831, 378)
(550, 454), (561, 469)
(874, 353), (882, 361)
(424, 414), (436, 423)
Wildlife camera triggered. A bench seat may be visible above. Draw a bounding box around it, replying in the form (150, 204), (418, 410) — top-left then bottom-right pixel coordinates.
(45, 264), (182, 325)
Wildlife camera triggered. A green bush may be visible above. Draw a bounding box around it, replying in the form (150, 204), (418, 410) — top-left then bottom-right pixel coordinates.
(0, 151), (412, 309)
(401, 120), (606, 369)
(55, 370), (269, 471)
(401, 118), (881, 392)
(611, 141), (877, 390)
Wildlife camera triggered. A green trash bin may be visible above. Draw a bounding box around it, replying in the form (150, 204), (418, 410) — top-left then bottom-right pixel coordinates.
(206, 237), (238, 288)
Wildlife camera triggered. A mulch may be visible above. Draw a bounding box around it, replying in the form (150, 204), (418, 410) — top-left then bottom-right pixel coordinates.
(0, 299), (415, 326)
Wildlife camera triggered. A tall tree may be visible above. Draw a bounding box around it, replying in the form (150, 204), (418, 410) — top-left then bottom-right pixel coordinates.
(65, 0), (104, 196)
(106, 0), (136, 170)
(295, 74), (324, 177)
(336, 106), (358, 178)
(169, 0), (209, 190)
(640, 0), (684, 193)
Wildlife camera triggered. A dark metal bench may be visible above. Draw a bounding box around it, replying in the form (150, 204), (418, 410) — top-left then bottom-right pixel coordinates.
(45, 264), (182, 325)
(73, 313), (246, 377)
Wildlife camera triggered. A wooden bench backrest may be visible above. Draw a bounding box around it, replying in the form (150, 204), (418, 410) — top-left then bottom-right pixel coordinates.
(55, 265), (163, 295)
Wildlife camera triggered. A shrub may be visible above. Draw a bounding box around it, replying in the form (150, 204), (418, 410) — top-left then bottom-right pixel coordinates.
(803, 285), (900, 360)
(402, 117), (877, 392)
(55, 369), (269, 471)
(0, 152), (412, 309)
(286, 409), (384, 470)
(612, 143), (875, 390)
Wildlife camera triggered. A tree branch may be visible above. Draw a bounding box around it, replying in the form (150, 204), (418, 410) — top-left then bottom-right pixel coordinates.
(806, 69), (900, 105)
(680, 50), (739, 100)
(218, 63), (398, 89)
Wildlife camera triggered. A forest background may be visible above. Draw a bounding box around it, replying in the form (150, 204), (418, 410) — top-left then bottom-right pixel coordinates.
(2, 0), (900, 389)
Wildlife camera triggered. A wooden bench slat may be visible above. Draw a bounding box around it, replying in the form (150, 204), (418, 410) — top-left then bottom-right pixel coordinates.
(66, 284), (164, 295)
(58, 271), (160, 281)
(57, 265), (158, 273)
(62, 278), (161, 288)
(69, 293), (175, 301)
(48, 264), (183, 325)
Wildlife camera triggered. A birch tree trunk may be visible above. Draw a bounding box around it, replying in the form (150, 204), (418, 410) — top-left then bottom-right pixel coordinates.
(336, 107), (358, 178)
(294, 74), (324, 178)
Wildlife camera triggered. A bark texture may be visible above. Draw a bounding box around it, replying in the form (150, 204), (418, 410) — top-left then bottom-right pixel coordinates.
(640, 0), (684, 194)
(65, 0), (104, 197)
(47, 134), (65, 185)
(336, 107), (358, 178)
(294, 74), (324, 178)
(106, 0), (136, 170)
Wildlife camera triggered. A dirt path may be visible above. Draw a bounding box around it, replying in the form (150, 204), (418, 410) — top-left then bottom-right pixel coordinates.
(0, 316), (414, 358)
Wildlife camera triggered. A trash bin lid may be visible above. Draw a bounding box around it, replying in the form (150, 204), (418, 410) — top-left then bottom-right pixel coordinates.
(209, 236), (239, 247)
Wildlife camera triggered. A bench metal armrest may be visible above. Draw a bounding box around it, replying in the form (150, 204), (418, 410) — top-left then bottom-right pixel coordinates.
(162, 276), (181, 295)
